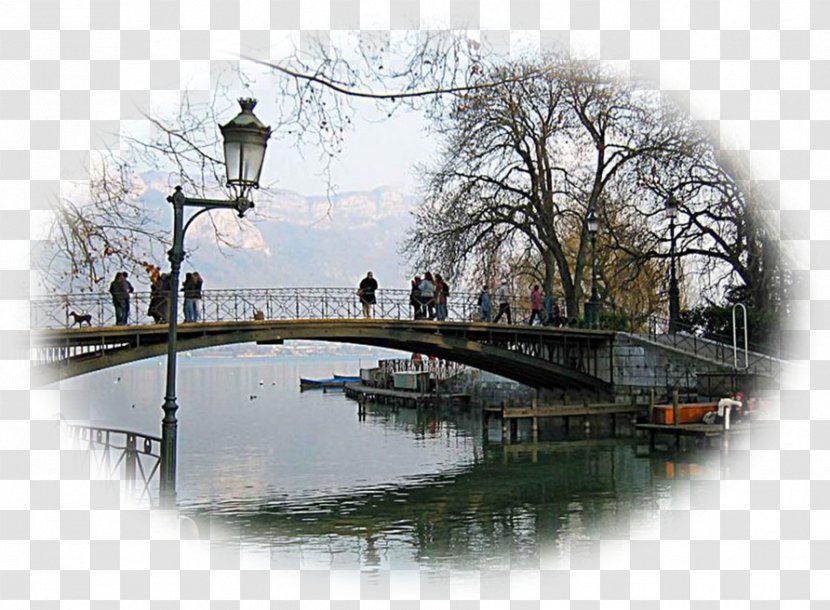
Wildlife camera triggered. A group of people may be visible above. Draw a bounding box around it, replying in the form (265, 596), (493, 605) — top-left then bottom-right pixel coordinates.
(357, 271), (452, 321)
(182, 272), (204, 322)
(108, 266), (203, 326)
(409, 272), (451, 320)
(478, 282), (564, 326)
(357, 271), (565, 326)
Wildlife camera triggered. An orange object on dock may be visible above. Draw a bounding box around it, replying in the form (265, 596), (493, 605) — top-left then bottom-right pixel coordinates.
(653, 403), (718, 425)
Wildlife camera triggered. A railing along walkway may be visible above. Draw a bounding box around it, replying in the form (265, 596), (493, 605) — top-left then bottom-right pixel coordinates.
(646, 316), (783, 376)
(64, 423), (161, 506)
(32, 287), (539, 330)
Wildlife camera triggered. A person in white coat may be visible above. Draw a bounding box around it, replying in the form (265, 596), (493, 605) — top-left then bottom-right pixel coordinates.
(493, 280), (512, 324)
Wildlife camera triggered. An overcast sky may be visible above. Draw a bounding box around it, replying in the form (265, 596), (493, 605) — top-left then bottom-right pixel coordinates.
(264, 106), (438, 196)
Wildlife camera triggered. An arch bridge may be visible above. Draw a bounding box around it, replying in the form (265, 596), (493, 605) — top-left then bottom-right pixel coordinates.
(31, 287), (616, 395)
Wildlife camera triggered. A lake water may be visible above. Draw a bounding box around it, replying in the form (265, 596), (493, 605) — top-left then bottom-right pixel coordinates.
(63, 354), (722, 570)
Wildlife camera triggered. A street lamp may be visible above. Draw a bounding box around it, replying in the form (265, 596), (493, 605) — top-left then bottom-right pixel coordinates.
(666, 194), (681, 334)
(586, 208), (600, 329)
(159, 98), (271, 507)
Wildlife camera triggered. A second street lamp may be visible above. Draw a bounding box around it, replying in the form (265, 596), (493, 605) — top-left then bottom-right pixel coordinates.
(586, 208), (599, 329)
(159, 98), (272, 507)
(666, 194), (681, 334)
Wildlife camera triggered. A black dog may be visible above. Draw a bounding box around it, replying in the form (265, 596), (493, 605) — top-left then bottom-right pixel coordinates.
(68, 311), (92, 327)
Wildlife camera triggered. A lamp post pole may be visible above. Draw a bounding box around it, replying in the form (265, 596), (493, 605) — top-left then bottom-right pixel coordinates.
(667, 195), (681, 334)
(158, 98), (270, 508)
(586, 208), (599, 329)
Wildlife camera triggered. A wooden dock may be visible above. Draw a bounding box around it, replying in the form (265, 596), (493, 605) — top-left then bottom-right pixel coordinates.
(484, 400), (647, 443)
(635, 421), (750, 449)
(343, 383), (471, 410)
(344, 381), (751, 450)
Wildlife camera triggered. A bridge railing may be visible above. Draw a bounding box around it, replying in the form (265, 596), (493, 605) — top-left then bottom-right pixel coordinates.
(63, 423), (161, 506)
(32, 287), (539, 330)
(647, 315), (782, 374)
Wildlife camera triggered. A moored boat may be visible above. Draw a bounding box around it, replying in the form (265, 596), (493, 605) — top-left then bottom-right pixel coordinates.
(299, 377), (355, 391)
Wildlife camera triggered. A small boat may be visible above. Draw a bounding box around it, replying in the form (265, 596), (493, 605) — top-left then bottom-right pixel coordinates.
(299, 377), (348, 391)
(332, 374), (361, 383)
(652, 402), (717, 425)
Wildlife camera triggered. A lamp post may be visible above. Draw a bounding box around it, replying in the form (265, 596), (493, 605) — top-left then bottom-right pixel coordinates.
(159, 98), (271, 507)
(666, 194), (681, 334)
(586, 208), (600, 329)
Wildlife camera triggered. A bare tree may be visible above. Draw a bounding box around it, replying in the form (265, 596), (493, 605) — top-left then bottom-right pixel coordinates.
(403, 55), (689, 319)
(34, 153), (170, 293)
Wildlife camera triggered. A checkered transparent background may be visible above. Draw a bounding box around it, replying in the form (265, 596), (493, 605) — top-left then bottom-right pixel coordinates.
(1, 0), (822, 604)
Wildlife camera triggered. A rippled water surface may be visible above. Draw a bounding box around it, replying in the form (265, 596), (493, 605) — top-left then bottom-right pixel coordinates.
(68, 355), (717, 569)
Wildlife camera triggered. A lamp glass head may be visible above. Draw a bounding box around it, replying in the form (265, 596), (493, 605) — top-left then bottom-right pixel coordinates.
(586, 209), (599, 235)
(219, 98), (271, 198)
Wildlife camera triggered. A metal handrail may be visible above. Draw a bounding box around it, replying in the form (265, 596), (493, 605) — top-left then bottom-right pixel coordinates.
(64, 423), (161, 506)
(645, 314), (782, 375)
(732, 303), (749, 370)
(31, 287), (544, 330)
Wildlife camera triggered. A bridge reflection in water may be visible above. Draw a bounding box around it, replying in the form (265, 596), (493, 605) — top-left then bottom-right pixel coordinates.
(64, 351), (738, 568)
(184, 402), (712, 569)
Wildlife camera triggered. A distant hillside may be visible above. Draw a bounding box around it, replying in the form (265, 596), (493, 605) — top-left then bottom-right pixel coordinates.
(136, 174), (421, 291)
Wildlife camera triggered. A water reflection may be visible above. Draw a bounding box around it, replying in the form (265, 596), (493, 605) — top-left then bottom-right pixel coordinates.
(72, 357), (720, 570)
(185, 427), (696, 570)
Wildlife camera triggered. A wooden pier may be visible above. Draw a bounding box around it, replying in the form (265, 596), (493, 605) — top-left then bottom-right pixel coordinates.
(484, 399), (646, 443)
(343, 383), (471, 411)
(635, 421), (750, 449)
(344, 381), (754, 450)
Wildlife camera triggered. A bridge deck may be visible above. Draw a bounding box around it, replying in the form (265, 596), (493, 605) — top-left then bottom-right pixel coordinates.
(32, 318), (617, 392)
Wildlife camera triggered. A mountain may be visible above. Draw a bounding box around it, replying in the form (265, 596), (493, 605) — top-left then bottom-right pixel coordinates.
(137, 175), (422, 291)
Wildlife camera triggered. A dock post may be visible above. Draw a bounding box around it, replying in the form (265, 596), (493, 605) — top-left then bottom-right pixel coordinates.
(672, 387), (680, 428)
(501, 400), (509, 444)
(648, 389), (655, 424)
(583, 398), (591, 435)
(672, 387), (681, 449)
(531, 398), (539, 443)
(721, 402), (731, 453)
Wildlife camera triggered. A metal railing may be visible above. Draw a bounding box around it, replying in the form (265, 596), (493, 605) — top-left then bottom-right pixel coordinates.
(377, 357), (469, 382)
(646, 315), (782, 375)
(32, 287), (542, 330)
(64, 423), (161, 506)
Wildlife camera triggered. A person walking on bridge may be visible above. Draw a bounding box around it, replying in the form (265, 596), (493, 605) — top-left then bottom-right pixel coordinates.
(358, 271), (378, 318)
(182, 273), (194, 322)
(192, 271), (203, 322)
(493, 279), (512, 324)
(529, 284), (543, 325)
(410, 276), (422, 319)
(434, 274), (449, 321)
(478, 286), (491, 322)
(109, 271), (133, 325)
(419, 272), (436, 320)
